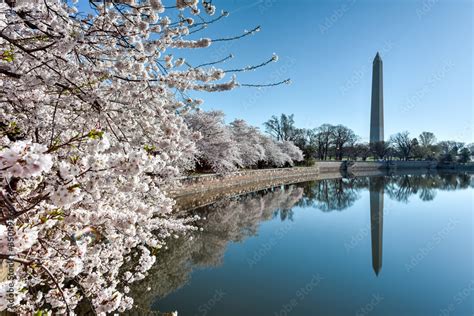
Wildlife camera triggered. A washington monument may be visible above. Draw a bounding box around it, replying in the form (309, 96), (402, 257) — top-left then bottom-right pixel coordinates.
(370, 52), (384, 143)
(369, 52), (384, 276)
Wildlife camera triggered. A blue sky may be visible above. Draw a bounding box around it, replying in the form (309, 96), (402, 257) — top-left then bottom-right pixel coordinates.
(78, 0), (472, 143)
(185, 0), (472, 143)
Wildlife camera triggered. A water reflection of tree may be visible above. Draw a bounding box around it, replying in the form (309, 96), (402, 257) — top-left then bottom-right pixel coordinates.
(296, 177), (366, 212)
(385, 173), (472, 202)
(385, 175), (424, 203)
(295, 173), (472, 210)
(127, 185), (303, 315)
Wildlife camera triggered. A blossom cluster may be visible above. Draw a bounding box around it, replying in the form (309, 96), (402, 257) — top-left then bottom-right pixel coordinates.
(184, 111), (304, 173)
(0, 140), (53, 179)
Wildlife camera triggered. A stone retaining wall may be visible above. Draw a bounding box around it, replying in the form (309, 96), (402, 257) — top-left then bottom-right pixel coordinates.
(388, 160), (438, 170)
(167, 160), (469, 198)
(314, 161), (345, 172)
(168, 167), (320, 197)
(173, 171), (344, 212)
(346, 160), (438, 171)
(347, 161), (387, 171)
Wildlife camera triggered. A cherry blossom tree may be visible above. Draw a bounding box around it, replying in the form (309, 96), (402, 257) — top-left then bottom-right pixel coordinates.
(184, 110), (241, 173)
(0, 0), (287, 314)
(185, 114), (303, 171)
(278, 140), (304, 164)
(229, 119), (265, 168)
(259, 135), (292, 167)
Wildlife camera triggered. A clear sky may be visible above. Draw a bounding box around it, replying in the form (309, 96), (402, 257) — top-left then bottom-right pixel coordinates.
(78, 0), (473, 143)
(184, 0), (472, 143)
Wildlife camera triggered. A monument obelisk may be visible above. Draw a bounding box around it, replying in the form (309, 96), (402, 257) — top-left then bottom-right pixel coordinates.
(370, 52), (384, 143)
(368, 54), (384, 276)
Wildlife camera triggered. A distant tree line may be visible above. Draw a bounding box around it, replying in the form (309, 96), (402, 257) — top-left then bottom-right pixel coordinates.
(264, 114), (473, 164)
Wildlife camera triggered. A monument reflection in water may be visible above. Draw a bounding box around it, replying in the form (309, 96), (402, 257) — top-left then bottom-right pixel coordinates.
(369, 177), (384, 276)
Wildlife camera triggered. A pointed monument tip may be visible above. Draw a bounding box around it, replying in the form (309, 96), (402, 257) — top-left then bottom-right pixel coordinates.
(373, 266), (382, 276)
(374, 52), (382, 62)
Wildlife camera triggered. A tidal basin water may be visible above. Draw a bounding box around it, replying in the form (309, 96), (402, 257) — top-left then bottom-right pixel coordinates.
(132, 172), (473, 316)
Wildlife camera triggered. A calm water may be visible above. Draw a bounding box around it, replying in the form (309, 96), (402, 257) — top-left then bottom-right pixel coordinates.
(132, 172), (474, 316)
